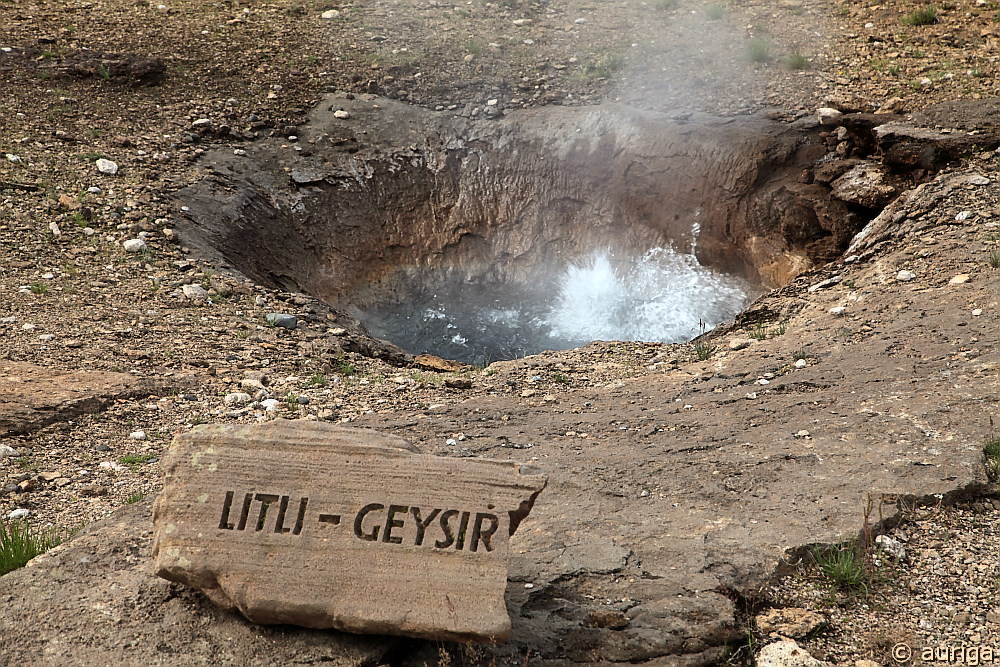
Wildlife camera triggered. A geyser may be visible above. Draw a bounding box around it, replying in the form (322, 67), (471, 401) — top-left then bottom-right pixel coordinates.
(358, 246), (752, 365)
(176, 94), (864, 363)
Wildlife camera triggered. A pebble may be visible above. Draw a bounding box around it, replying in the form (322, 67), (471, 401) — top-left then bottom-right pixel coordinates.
(512, 18), (532, 25)
(444, 378), (473, 389)
(22, 323), (36, 331)
(794, 358), (808, 368)
(99, 461), (127, 472)
(6, 153), (23, 164)
(729, 339), (751, 351)
(49, 221), (61, 237)
(95, 443), (112, 452)
(95, 158), (118, 175)
(574, 17), (588, 24)
(875, 534), (906, 561)
(333, 110), (350, 119)
(829, 306), (846, 316)
(260, 398), (280, 411)
(972, 308), (983, 316)
(7, 508), (29, 520)
(181, 283), (211, 300)
(816, 107), (844, 125)
(266, 313), (297, 329)
(948, 274), (970, 284)
(224, 392), (252, 405)
(955, 210), (973, 221)
(123, 238), (147, 253)
(38, 334), (55, 341)
(321, 9), (340, 18)
(896, 270), (916, 282)
(808, 276), (841, 292)
(446, 438), (458, 446)
(129, 430), (147, 440)
(0, 444), (19, 458)
(967, 174), (991, 185)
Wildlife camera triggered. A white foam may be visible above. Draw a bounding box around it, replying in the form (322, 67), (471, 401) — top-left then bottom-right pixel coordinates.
(545, 247), (750, 343)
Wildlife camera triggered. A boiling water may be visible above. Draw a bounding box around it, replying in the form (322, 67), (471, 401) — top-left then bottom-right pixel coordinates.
(358, 247), (752, 365)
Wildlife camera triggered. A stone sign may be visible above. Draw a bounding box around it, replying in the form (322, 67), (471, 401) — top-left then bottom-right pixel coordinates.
(152, 421), (547, 642)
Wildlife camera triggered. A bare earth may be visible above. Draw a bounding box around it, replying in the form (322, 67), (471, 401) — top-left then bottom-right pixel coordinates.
(1, 0), (1000, 665)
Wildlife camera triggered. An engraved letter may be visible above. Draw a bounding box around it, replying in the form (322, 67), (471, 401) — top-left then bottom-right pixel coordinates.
(218, 491), (235, 530)
(470, 512), (499, 553)
(273, 496), (291, 534)
(354, 503), (384, 541)
(236, 492), (254, 531)
(435, 509), (459, 549)
(455, 511), (471, 550)
(382, 505), (408, 544)
(411, 507), (441, 546)
(253, 493), (279, 532)
(292, 496), (309, 536)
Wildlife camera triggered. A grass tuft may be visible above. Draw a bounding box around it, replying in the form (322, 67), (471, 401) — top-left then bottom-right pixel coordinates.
(0, 520), (63, 576)
(989, 249), (1000, 268)
(747, 37), (771, 63)
(812, 543), (870, 594)
(984, 434), (1000, 477)
(694, 341), (717, 361)
(787, 51), (810, 70)
(901, 6), (937, 26)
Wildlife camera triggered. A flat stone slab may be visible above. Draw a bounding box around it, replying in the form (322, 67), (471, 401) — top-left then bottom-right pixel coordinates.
(152, 421), (547, 642)
(0, 361), (178, 436)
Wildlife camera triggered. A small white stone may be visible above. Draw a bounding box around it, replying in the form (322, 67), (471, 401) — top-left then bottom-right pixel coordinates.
(446, 438), (458, 446)
(512, 18), (532, 25)
(795, 430), (811, 438)
(261, 398), (280, 411)
(6, 153), (23, 164)
(794, 358), (808, 368)
(123, 238), (147, 253)
(321, 9), (340, 19)
(486, 98), (498, 106)
(129, 430), (147, 440)
(99, 461), (127, 472)
(95, 158), (119, 175)
(955, 210), (973, 221)
(972, 309), (983, 316)
(49, 221), (61, 237)
(949, 274), (970, 285)
(756, 378), (770, 386)
(224, 392), (252, 406)
(191, 118), (212, 127)
(967, 174), (991, 185)
(816, 107), (844, 125)
(0, 444), (20, 458)
(21, 323), (36, 331)
(181, 283), (211, 300)
(333, 109), (350, 119)
(7, 508), (29, 520)
(844, 255), (860, 264)
(87, 186), (102, 194)
(574, 17), (588, 23)
(896, 270), (916, 282)
(38, 333), (55, 341)
(829, 306), (846, 316)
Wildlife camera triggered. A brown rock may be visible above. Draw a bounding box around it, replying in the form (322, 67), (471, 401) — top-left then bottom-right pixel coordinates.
(755, 607), (826, 639)
(0, 361), (185, 436)
(153, 421), (547, 642)
(413, 354), (467, 372)
(444, 377), (473, 389)
(78, 484), (108, 497)
(831, 163), (898, 208)
(587, 609), (630, 630)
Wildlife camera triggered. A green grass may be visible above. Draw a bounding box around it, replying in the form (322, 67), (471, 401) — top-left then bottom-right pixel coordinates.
(787, 51), (810, 70)
(28, 283), (48, 295)
(812, 543), (870, 594)
(989, 249), (1000, 268)
(747, 37), (771, 63)
(119, 453), (156, 467)
(0, 520), (63, 576)
(308, 372), (328, 387)
(694, 341), (717, 361)
(580, 51), (622, 78)
(901, 6), (938, 25)
(984, 434), (1000, 477)
(124, 491), (146, 504)
(792, 349), (808, 361)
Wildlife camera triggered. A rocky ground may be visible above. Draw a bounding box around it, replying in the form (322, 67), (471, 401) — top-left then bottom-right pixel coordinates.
(2, 0), (1000, 665)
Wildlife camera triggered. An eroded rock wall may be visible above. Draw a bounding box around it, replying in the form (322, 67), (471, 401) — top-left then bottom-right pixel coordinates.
(175, 95), (862, 310)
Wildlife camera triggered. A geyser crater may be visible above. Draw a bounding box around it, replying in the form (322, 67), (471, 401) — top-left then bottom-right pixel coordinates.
(176, 94), (866, 364)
